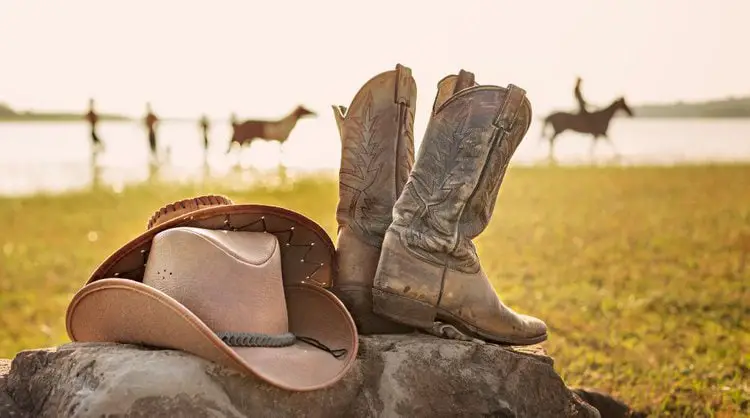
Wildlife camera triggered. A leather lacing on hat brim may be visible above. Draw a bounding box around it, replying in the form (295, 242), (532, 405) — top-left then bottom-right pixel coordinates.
(89, 206), (335, 289)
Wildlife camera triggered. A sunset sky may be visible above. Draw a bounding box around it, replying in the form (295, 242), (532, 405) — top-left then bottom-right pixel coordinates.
(1, 0), (747, 120)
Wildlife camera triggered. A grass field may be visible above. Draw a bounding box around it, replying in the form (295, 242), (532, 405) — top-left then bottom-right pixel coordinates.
(1, 164), (748, 417)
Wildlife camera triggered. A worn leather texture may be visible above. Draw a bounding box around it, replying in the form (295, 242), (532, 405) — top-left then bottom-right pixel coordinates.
(390, 75), (530, 272)
(331, 64), (417, 334)
(333, 63), (416, 248)
(372, 70), (548, 345)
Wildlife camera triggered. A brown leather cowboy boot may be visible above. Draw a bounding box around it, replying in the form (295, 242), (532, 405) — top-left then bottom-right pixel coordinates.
(331, 64), (417, 334)
(371, 69), (548, 345)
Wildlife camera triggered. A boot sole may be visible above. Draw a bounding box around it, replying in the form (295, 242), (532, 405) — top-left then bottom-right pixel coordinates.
(372, 288), (548, 346)
(333, 285), (415, 335)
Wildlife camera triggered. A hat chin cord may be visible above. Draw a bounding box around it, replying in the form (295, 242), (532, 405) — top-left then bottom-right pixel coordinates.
(216, 331), (348, 359)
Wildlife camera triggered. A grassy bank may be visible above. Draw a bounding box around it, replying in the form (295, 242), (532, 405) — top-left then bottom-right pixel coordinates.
(1, 165), (748, 416)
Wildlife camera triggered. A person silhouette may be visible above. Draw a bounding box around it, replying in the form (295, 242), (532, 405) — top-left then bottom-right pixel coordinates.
(199, 114), (210, 152)
(144, 102), (159, 161)
(85, 98), (104, 151)
(574, 77), (590, 115)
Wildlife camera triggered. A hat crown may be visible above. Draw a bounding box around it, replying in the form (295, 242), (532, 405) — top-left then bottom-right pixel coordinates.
(142, 227), (289, 336)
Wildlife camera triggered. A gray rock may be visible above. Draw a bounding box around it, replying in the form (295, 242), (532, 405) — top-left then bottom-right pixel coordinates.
(1, 334), (599, 418)
(1, 359), (28, 418)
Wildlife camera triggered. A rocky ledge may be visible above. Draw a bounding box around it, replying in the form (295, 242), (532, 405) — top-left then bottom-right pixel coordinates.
(0, 334), (616, 418)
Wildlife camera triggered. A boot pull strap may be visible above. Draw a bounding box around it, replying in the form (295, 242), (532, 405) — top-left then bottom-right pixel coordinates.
(394, 64), (413, 107)
(493, 84), (526, 131)
(454, 70), (475, 94)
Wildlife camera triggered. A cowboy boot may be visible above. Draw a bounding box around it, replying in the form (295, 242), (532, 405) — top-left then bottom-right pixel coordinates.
(331, 64), (417, 334)
(371, 69), (548, 345)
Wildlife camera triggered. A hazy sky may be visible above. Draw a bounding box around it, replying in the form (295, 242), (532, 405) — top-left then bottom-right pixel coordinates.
(1, 0), (747, 119)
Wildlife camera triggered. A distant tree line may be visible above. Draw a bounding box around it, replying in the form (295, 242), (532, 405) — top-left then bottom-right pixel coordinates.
(0, 102), (131, 122)
(632, 96), (750, 118)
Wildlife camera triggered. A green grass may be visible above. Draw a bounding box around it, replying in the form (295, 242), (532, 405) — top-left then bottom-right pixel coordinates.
(1, 165), (748, 417)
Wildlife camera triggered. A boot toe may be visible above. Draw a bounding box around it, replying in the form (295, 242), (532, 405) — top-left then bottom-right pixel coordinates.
(482, 310), (548, 345)
(517, 313), (548, 341)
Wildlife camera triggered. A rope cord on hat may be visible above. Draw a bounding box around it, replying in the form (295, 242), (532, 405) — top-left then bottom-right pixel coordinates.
(216, 331), (348, 359)
(216, 331), (296, 347)
(296, 336), (348, 359)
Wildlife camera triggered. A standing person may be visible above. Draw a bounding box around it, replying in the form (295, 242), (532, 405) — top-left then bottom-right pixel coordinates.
(144, 102), (159, 162)
(574, 76), (589, 114)
(199, 114), (210, 153)
(85, 98), (104, 152)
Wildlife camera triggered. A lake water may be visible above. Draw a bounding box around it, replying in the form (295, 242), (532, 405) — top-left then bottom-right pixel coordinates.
(0, 117), (749, 196)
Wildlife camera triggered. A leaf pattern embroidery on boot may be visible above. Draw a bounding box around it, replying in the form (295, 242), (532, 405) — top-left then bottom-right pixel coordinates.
(403, 101), (487, 255)
(391, 91), (512, 270)
(338, 90), (388, 238)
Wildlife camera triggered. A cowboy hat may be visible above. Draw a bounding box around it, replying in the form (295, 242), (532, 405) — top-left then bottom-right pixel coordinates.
(65, 195), (358, 391)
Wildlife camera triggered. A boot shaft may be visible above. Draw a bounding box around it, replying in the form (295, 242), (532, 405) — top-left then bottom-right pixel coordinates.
(333, 64), (417, 248)
(389, 71), (531, 271)
(460, 79), (531, 239)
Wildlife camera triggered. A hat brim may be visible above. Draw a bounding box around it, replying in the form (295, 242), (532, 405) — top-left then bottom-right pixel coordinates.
(66, 278), (358, 392)
(87, 204), (335, 288)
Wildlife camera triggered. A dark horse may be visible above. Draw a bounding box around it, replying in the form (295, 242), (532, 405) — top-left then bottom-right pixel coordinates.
(541, 97), (634, 160)
(226, 105), (317, 155)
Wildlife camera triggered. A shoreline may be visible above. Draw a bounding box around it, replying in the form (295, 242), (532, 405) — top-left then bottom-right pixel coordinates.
(1, 162), (748, 200)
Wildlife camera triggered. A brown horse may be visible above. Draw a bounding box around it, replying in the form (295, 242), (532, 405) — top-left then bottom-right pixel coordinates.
(226, 105), (317, 154)
(541, 97), (634, 160)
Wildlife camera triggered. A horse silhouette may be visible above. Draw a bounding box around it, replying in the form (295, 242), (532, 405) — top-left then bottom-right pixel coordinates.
(541, 97), (634, 160)
(226, 105), (317, 154)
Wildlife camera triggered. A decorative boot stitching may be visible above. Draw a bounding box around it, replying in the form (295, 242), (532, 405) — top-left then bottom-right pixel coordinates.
(337, 89), (388, 244)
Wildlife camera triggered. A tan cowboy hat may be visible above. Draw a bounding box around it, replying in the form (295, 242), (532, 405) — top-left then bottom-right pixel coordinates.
(65, 195), (358, 391)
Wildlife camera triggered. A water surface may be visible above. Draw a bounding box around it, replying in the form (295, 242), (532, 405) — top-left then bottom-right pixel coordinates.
(0, 117), (748, 196)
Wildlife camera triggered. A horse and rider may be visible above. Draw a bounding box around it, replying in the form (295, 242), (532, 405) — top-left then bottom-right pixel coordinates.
(574, 77), (589, 115)
(542, 76), (634, 160)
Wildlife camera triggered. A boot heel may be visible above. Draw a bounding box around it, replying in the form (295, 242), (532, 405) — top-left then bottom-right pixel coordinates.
(372, 288), (437, 329)
(333, 286), (414, 334)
